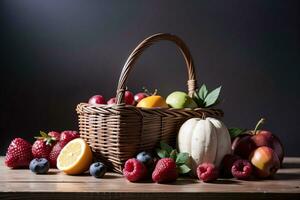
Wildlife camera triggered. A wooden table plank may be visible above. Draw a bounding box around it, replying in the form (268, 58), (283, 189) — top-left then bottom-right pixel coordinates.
(0, 157), (299, 199)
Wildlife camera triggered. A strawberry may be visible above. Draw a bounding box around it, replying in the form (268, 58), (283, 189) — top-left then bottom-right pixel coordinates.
(5, 138), (33, 168)
(48, 131), (60, 141)
(32, 131), (56, 159)
(60, 130), (79, 146)
(152, 142), (191, 183)
(47, 131), (79, 168)
(49, 141), (64, 168)
(152, 158), (178, 183)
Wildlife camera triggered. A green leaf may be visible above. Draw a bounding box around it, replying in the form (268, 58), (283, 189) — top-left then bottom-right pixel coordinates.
(204, 86), (222, 107)
(170, 149), (177, 161)
(176, 152), (189, 164)
(160, 142), (173, 154)
(198, 84), (208, 100)
(40, 131), (48, 138)
(228, 128), (247, 139)
(193, 92), (205, 107)
(178, 164), (191, 174)
(156, 149), (168, 158)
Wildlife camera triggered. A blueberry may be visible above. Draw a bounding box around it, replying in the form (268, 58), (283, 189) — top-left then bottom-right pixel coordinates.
(29, 158), (50, 174)
(89, 162), (107, 178)
(136, 151), (154, 167)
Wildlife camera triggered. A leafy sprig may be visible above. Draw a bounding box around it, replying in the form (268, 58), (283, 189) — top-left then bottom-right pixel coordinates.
(34, 131), (57, 145)
(193, 84), (222, 108)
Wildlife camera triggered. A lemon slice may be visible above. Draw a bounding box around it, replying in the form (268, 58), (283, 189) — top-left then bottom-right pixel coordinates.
(57, 138), (93, 175)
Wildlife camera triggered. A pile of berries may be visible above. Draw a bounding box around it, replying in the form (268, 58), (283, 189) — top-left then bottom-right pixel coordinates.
(5, 130), (108, 178)
(5, 130), (79, 174)
(123, 142), (221, 183)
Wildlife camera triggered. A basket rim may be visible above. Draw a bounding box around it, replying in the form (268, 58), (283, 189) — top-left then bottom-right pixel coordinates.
(77, 102), (223, 111)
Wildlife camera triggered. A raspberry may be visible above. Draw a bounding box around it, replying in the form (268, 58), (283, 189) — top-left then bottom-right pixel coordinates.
(123, 158), (146, 182)
(220, 154), (240, 177)
(197, 163), (218, 182)
(231, 159), (252, 179)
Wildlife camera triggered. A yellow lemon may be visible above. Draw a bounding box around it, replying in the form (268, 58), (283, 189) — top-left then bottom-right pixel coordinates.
(57, 138), (93, 175)
(136, 95), (168, 108)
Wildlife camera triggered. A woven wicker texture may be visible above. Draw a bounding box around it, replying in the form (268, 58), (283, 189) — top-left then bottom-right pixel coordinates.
(76, 33), (223, 173)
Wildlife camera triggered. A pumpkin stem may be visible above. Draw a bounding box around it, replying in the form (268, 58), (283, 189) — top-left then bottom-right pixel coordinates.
(253, 118), (266, 135)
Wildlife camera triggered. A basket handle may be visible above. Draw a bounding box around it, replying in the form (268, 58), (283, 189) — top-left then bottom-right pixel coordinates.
(116, 33), (197, 104)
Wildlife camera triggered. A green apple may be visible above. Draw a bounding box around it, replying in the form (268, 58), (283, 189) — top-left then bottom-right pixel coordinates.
(166, 91), (198, 109)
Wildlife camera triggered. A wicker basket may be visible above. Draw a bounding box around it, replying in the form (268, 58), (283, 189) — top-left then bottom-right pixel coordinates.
(76, 33), (223, 173)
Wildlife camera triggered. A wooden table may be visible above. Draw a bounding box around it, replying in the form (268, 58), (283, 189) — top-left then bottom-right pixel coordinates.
(0, 157), (299, 200)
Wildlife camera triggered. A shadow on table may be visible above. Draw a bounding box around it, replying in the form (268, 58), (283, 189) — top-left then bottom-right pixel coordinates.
(274, 172), (300, 180)
(282, 162), (300, 169)
(104, 174), (121, 179)
(212, 179), (240, 184)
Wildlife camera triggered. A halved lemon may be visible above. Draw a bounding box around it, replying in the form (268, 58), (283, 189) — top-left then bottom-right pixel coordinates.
(57, 138), (93, 175)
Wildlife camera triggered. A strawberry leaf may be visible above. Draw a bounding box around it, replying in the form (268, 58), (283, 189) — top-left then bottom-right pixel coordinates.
(156, 149), (169, 158)
(198, 84), (208, 100)
(40, 131), (48, 138)
(160, 142), (173, 154)
(176, 152), (189, 164)
(228, 128), (247, 139)
(178, 164), (191, 174)
(170, 149), (177, 161)
(204, 86), (222, 107)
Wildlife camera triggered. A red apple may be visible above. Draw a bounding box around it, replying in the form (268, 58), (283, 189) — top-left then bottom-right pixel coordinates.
(88, 95), (105, 105)
(231, 133), (256, 159)
(251, 130), (284, 165)
(124, 91), (134, 105)
(107, 97), (116, 105)
(134, 92), (149, 103)
(231, 118), (284, 166)
(250, 146), (280, 178)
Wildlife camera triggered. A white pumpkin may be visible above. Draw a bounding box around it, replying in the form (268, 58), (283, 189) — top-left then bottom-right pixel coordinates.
(177, 117), (231, 174)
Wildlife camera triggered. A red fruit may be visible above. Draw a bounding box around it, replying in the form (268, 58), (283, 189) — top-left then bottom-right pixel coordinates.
(231, 159), (252, 179)
(107, 97), (116, 105)
(49, 141), (64, 168)
(232, 134), (255, 159)
(124, 91), (134, 105)
(250, 146), (280, 178)
(88, 95), (106, 105)
(32, 140), (53, 159)
(232, 118), (284, 165)
(123, 158), (147, 182)
(134, 92), (148, 103)
(5, 138), (33, 168)
(251, 130), (284, 165)
(152, 158), (178, 183)
(32, 131), (56, 159)
(60, 130), (79, 146)
(220, 154), (240, 177)
(48, 131), (60, 141)
(196, 163), (218, 182)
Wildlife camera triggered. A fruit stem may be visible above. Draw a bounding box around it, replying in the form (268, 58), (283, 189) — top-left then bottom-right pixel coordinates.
(253, 118), (266, 135)
(142, 87), (158, 96)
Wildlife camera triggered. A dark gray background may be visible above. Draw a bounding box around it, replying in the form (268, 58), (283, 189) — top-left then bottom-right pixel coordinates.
(1, 0), (299, 156)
